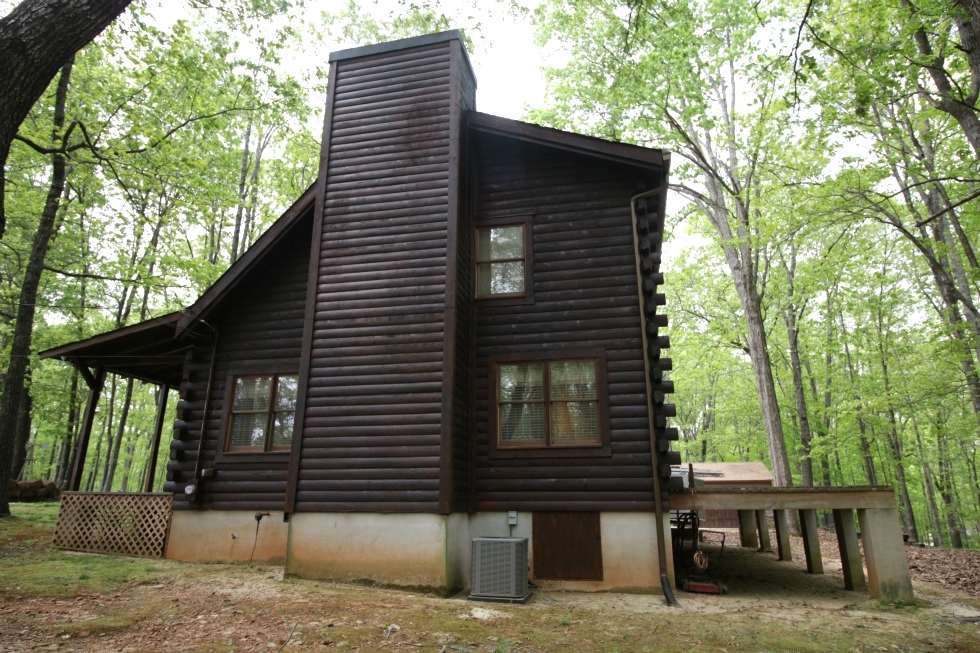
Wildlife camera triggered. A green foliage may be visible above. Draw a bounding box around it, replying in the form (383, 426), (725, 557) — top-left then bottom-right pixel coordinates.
(534, 0), (980, 546)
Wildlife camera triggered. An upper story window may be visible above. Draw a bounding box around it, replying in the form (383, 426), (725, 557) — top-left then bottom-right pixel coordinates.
(226, 374), (298, 452)
(476, 221), (529, 298)
(495, 358), (602, 448)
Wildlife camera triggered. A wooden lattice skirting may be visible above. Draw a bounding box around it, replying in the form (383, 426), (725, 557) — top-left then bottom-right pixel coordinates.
(53, 492), (173, 558)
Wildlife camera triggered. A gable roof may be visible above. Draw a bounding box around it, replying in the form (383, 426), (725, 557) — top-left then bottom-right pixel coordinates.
(174, 183), (316, 337)
(467, 112), (667, 170)
(39, 183), (317, 383)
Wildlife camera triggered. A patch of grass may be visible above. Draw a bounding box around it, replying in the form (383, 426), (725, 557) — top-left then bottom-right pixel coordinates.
(0, 503), (59, 550)
(1, 550), (172, 598)
(186, 645), (236, 653)
(493, 638), (511, 653)
(56, 615), (137, 637)
(0, 502), (179, 598)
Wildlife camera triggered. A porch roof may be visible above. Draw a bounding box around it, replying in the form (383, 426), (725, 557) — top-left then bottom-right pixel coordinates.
(39, 312), (189, 386)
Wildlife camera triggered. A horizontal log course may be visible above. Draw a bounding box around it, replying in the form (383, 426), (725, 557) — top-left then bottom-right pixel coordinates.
(299, 467), (439, 482)
(200, 500), (285, 511)
(331, 110), (450, 140)
(668, 486), (898, 511)
(476, 500), (655, 512)
(292, 501), (440, 512)
(298, 456), (441, 470)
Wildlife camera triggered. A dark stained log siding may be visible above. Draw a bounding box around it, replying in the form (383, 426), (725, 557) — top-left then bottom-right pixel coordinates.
(450, 65), (477, 512)
(164, 216), (312, 510)
(472, 133), (659, 512)
(295, 40), (475, 512)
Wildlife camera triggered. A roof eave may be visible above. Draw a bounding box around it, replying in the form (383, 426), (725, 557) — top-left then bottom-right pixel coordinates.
(467, 112), (666, 169)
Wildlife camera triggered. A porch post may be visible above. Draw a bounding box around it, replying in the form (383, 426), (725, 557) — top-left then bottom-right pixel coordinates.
(143, 383), (170, 493)
(68, 366), (106, 491)
(755, 509), (772, 552)
(833, 508), (866, 591)
(858, 508), (914, 602)
(799, 508), (823, 573)
(773, 509), (793, 561)
(738, 510), (758, 548)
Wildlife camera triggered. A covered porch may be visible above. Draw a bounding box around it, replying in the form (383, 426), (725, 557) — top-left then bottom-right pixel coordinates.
(39, 313), (200, 558)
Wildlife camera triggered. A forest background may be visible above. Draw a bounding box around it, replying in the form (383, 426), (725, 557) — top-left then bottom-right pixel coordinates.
(1, 0), (978, 550)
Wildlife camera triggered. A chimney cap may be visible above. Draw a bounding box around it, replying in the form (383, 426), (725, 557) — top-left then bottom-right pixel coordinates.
(328, 29), (466, 63)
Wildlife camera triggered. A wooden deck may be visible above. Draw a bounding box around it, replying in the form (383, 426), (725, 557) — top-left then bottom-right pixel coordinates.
(669, 485), (896, 511)
(669, 485), (913, 603)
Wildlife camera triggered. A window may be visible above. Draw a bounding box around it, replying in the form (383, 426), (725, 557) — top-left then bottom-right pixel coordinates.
(495, 358), (601, 448)
(225, 374), (298, 452)
(476, 223), (527, 297)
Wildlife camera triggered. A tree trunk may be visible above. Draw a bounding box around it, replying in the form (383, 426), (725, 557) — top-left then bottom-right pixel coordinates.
(0, 0), (133, 236)
(936, 428), (965, 548)
(868, 275), (916, 540)
(911, 410), (943, 546)
(55, 367), (80, 489)
(101, 376), (134, 491)
(230, 114), (253, 264)
(119, 441), (135, 492)
(0, 57), (73, 517)
(838, 313), (878, 485)
(781, 247), (813, 486)
(10, 386), (32, 478)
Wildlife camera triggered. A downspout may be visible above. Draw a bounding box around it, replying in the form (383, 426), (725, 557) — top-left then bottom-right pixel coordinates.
(184, 324), (218, 501)
(629, 178), (679, 607)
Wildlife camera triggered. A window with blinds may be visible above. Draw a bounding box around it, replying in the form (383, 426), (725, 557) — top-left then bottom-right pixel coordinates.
(225, 374), (298, 452)
(496, 358), (600, 448)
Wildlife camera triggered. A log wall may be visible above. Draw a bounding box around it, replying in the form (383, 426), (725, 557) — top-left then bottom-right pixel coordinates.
(165, 214), (312, 510)
(471, 133), (659, 512)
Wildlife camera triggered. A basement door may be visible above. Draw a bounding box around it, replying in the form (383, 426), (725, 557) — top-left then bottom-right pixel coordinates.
(532, 511), (603, 580)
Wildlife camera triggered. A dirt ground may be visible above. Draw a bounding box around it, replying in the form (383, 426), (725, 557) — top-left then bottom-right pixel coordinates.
(2, 509), (980, 653)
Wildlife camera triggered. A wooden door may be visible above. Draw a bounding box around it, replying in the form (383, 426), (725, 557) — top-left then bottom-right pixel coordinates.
(532, 511), (603, 580)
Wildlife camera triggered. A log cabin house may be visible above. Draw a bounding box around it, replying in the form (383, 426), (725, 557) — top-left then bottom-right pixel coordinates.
(42, 31), (915, 602)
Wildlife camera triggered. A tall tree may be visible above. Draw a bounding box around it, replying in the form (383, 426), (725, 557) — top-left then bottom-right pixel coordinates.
(0, 56), (74, 516)
(0, 0), (134, 238)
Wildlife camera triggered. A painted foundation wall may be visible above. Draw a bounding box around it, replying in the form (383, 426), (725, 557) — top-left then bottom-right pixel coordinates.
(166, 510), (289, 564)
(166, 510), (671, 594)
(285, 513), (453, 589)
(465, 512), (670, 592)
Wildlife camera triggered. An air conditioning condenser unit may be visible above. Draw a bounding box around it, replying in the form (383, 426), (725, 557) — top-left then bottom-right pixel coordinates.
(469, 537), (531, 603)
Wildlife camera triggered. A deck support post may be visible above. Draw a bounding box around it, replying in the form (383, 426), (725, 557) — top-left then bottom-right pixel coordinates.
(143, 383), (170, 493)
(755, 509), (772, 552)
(799, 509), (823, 573)
(833, 508), (866, 591)
(68, 366), (106, 492)
(738, 509), (758, 548)
(773, 509), (793, 561)
(858, 508), (913, 602)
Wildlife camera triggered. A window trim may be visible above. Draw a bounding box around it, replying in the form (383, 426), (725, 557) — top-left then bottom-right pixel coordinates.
(488, 349), (611, 459)
(218, 363), (299, 459)
(474, 214), (534, 305)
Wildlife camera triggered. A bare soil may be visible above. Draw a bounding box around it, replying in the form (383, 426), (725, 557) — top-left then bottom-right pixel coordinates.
(2, 512), (979, 653)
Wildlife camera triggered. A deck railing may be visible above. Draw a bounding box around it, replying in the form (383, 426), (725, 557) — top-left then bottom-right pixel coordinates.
(52, 492), (173, 558)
